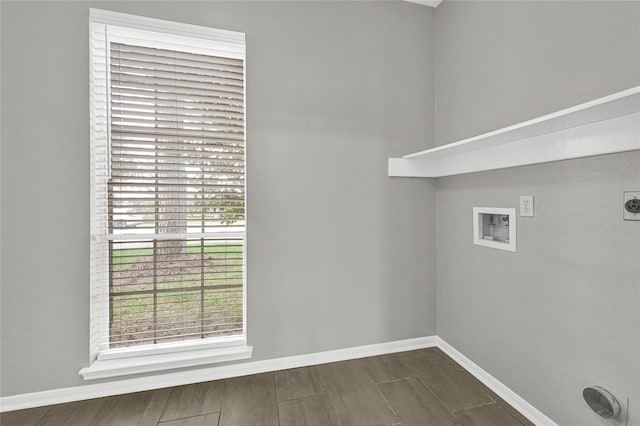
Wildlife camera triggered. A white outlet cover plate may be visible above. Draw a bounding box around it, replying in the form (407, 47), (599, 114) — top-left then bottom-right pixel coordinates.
(520, 195), (534, 217)
(623, 191), (640, 221)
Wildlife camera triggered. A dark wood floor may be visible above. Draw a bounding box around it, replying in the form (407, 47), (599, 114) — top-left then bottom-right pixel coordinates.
(1, 348), (534, 426)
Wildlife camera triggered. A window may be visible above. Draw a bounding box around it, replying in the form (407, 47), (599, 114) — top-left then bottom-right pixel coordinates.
(84, 10), (250, 379)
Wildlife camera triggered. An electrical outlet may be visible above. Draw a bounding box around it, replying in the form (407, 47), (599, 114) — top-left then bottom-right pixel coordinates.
(520, 195), (534, 217)
(623, 191), (640, 221)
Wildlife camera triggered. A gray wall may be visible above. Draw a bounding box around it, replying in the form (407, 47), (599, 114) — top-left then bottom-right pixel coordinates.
(434, 1), (640, 425)
(435, 0), (640, 145)
(0, 1), (436, 396)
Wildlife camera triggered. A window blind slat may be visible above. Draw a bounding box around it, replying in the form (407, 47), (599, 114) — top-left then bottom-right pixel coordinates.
(111, 122), (244, 137)
(112, 110), (244, 127)
(110, 86), (244, 107)
(111, 79), (244, 101)
(107, 197), (243, 205)
(109, 52), (244, 75)
(111, 133), (243, 147)
(112, 97), (245, 115)
(111, 164), (244, 174)
(111, 42), (244, 68)
(110, 65), (244, 88)
(112, 147), (243, 156)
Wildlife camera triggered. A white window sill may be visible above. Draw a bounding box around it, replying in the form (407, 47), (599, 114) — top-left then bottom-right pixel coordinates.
(79, 344), (253, 380)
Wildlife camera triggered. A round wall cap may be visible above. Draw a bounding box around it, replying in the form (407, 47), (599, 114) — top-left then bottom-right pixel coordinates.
(582, 386), (621, 419)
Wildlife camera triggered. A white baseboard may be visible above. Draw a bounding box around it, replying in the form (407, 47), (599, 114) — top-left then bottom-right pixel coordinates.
(0, 336), (437, 413)
(1, 335), (556, 425)
(436, 337), (558, 426)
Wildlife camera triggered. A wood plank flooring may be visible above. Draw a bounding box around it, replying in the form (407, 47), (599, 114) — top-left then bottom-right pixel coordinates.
(1, 348), (534, 426)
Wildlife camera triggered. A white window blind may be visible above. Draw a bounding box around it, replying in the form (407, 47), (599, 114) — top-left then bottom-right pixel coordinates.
(90, 12), (246, 360)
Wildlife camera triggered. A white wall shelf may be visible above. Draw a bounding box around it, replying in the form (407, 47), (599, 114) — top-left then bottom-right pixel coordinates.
(389, 86), (640, 178)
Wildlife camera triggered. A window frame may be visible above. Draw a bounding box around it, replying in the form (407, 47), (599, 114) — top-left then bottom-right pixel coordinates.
(81, 9), (251, 381)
